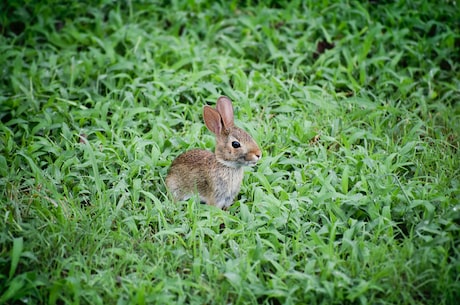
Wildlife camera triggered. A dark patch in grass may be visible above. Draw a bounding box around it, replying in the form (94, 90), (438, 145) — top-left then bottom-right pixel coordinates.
(76, 45), (90, 53)
(394, 221), (411, 240)
(256, 295), (283, 305)
(272, 21), (285, 29)
(439, 59), (452, 71)
(179, 24), (186, 36)
(313, 40), (335, 60)
(54, 20), (64, 32)
(1, 21), (26, 36)
(219, 222), (226, 233)
(0, 109), (13, 124)
(163, 18), (172, 30)
(114, 41), (127, 56)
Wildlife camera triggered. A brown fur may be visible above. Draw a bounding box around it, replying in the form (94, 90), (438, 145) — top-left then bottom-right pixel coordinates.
(165, 96), (261, 209)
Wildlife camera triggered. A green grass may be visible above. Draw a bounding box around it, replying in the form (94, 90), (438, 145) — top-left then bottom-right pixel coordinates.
(1, 0), (459, 304)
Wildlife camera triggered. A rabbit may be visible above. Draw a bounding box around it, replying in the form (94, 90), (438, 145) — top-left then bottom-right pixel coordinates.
(166, 96), (262, 210)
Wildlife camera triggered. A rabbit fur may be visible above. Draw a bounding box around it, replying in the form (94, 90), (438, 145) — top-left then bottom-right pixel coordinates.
(166, 96), (261, 210)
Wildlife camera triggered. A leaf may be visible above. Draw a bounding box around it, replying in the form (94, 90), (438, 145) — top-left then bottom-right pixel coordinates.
(341, 165), (349, 194)
(9, 237), (23, 279)
(224, 272), (241, 286)
(253, 172), (273, 194)
(0, 275), (26, 304)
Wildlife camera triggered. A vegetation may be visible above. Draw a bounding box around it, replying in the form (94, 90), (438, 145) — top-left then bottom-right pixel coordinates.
(1, 0), (459, 304)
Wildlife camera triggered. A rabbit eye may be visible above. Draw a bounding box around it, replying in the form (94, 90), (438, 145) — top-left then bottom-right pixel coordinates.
(232, 141), (241, 148)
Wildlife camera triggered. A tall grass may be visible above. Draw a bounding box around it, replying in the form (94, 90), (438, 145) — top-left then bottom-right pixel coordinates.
(1, 0), (459, 304)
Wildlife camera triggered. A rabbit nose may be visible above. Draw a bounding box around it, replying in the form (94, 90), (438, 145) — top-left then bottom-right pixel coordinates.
(247, 153), (260, 161)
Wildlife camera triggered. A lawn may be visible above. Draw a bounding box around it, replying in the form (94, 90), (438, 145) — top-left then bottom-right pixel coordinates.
(1, 0), (459, 304)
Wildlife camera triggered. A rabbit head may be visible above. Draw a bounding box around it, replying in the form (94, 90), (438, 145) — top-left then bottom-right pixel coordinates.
(203, 96), (261, 168)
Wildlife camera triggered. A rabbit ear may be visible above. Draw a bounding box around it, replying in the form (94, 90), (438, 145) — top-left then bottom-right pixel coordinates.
(203, 105), (223, 135)
(216, 96), (234, 129)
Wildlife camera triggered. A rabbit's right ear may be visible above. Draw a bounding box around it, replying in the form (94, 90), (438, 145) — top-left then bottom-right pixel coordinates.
(216, 96), (234, 129)
(203, 105), (223, 135)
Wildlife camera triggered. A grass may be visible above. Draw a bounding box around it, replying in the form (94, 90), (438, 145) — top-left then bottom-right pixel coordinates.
(1, 0), (459, 304)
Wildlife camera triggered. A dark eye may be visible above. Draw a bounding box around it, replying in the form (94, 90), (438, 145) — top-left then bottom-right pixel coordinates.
(232, 141), (241, 148)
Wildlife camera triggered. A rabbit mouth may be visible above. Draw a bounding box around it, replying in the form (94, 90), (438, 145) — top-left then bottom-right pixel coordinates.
(235, 157), (260, 168)
(246, 159), (259, 167)
(217, 158), (258, 168)
(235, 153), (261, 166)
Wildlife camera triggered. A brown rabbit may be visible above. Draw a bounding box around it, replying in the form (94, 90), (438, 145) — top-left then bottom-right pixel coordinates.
(166, 96), (261, 210)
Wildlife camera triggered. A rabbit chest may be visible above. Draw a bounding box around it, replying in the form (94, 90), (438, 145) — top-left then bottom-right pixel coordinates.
(213, 166), (244, 209)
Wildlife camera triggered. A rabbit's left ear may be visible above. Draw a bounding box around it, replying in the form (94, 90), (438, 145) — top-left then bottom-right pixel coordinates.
(203, 105), (223, 135)
(216, 96), (234, 129)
